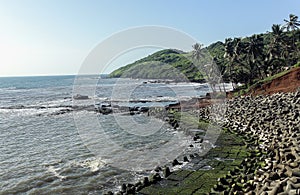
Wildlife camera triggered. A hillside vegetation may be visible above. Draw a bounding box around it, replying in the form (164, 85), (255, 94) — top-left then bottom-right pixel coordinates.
(110, 14), (300, 88)
(109, 49), (206, 82)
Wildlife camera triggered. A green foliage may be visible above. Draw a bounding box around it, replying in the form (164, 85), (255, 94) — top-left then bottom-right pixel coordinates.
(110, 14), (300, 86)
(294, 61), (300, 67)
(109, 49), (206, 82)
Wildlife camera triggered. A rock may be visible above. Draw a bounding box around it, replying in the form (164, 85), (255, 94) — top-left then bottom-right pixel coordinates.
(142, 177), (150, 187)
(154, 166), (162, 172)
(163, 167), (171, 178)
(73, 94), (89, 100)
(121, 183), (126, 193)
(268, 172), (280, 180)
(172, 159), (182, 166)
(139, 107), (149, 112)
(126, 186), (135, 194)
(193, 135), (200, 141)
(183, 156), (189, 162)
(149, 173), (161, 183)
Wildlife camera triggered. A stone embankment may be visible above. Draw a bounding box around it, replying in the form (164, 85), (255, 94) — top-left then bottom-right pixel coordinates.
(209, 90), (300, 194)
(105, 90), (300, 194)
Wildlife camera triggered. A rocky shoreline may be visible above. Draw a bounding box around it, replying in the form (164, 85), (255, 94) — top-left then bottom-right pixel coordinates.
(105, 90), (300, 194)
(214, 90), (300, 194)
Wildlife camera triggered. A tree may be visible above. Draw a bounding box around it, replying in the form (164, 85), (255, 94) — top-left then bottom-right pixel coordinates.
(268, 24), (284, 59)
(283, 14), (300, 59)
(192, 43), (224, 92)
(265, 24), (286, 75)
(243, 34), (265, 82)
(192, 43), (204, 60)
(284, 14), (300, 31)
(224, 38), (243, 88)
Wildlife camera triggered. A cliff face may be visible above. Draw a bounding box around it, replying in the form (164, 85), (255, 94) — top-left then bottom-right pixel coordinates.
(250, 67), (300, 95)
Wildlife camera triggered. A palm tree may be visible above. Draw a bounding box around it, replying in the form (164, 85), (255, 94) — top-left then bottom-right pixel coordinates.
(224, 38), (242, 88)
(192, 43), (204, 61)
(284, 14), (300, 31)
(283, 14), (300, 58)
(265, 24), (285, 74)
(192, 43), (220, 92)
(269, 24), (284, 58)
(244, 34), (265, 82)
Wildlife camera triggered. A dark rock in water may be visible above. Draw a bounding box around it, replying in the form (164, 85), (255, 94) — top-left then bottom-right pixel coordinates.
(103, 191), (113, 195)
(134, 181), (142, 187)
(163, 167), (171, 178)
(193, 135), (200, 141)
(129, 106), (139, 112)
(154, 166), (162, 172)
(121, 183), (127, 192)
(73, 94), (89, 100)
(126, 185), (135, 194)
(183, 156), (189, 162)
(95, 103), (113, 114)
(127, 183), (134, 188)
(139, 106), (149, 112)
(189, 144), (194, 147)
(142, 177), (150, 187)
(98, 107), (113, 114)
(172, 159), (182, 166)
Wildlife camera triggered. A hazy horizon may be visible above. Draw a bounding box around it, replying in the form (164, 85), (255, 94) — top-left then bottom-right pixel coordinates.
(1, 0), (299, 77)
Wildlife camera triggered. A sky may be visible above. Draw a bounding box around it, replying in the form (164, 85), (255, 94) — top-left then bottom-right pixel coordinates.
(0, 0), (300, 76)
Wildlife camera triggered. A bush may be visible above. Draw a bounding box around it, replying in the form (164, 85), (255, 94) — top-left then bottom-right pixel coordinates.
(294, 61), (300, 68)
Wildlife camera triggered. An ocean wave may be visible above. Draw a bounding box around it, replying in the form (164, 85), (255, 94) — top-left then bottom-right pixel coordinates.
(0, 87), (17, 91)
(74, 157), (106, 172)
(47, 166), (67, 181)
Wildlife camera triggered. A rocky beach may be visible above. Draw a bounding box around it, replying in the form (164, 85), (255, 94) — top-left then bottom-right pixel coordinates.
(217, 90), (300, 194)
(106, 88), (300, 194)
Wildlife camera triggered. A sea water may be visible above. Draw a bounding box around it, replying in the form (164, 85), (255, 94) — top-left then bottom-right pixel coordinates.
(0, 75), (218, 194)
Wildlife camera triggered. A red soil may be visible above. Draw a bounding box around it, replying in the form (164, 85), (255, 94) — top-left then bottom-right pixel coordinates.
(250, 67), (300, 96)
(169, 67), (300, 110)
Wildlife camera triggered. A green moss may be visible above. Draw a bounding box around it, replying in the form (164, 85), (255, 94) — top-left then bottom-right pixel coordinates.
(139, 131), (250, 195)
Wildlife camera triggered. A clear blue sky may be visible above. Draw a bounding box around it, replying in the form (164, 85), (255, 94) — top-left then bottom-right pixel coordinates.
(0, 0), (299, 76)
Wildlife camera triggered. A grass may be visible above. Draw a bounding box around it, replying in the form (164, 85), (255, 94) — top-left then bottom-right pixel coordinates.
(232, 65), (298, 97)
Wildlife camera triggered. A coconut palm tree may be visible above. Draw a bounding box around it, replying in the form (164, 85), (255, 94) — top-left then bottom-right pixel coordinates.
(244, 34), (265, 82)
(265, 24), (286, 74)
(283, 14), (300, 58)
(192, 43), (221, 92)
(269, 24), (284, 58)
(192, 43), (204, 61)
(224, 38), (243, 88)
(284, 14), (300, 31)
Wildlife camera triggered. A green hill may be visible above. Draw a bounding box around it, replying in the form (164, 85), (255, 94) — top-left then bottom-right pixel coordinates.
(109, 49), (206, 82)
(109, 21), (300, 85)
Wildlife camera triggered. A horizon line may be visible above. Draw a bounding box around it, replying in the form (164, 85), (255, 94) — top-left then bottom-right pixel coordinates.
(0, 73), (110, 78)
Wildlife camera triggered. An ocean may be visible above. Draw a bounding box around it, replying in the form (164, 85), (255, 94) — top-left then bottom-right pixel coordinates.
(0, 75), (218, 194)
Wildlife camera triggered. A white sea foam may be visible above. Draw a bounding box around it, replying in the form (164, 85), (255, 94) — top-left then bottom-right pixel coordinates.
(74, 157), (106, 172)
(47, 166), (66, 181)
